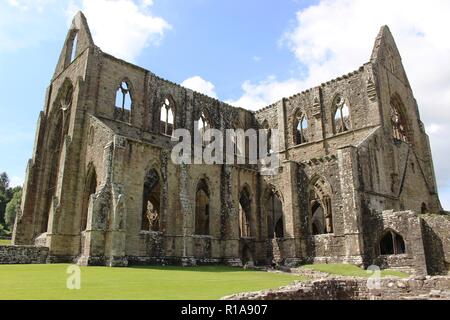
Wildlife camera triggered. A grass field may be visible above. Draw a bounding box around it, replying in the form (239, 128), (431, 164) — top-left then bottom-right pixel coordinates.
(303, 264), (409, 278)
(0, 240), (11, 246)
(0, 264), (302, 300)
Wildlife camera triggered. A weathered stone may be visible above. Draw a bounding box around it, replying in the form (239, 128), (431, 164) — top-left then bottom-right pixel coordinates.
(2, 12), (447, 276)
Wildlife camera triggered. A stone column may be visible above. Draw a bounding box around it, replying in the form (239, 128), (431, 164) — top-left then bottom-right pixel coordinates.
(337, 146), (364, 264)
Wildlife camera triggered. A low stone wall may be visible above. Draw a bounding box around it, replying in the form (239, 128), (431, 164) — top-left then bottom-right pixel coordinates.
(0, 245), (49, 264)
(222, 276), (450, 300)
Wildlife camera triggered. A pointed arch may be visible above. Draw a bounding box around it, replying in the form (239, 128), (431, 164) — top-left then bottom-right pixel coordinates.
(309, 176), (333, 235)
(293, 109), (308, 145)
(41, 79), (74, 234)
(390, 93), (410, 143)
(81, 163), (97, 232)
(379, 229), (406, 255)
(264, 186), (284, 239)
(196, 109), (212, 145)
(332, 95), (351, 134)
(64, 28), (79, 67)
(239, 184), (253, 238)
(115, 79), (132, 111)
(195, 177), (210, 235)
(70, 31), (79, 63)
(142, 168), (161, 232)
(160, 95), (176, 136)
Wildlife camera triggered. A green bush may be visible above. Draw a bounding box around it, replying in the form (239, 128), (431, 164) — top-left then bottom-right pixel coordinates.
(5, 190), (21, 228)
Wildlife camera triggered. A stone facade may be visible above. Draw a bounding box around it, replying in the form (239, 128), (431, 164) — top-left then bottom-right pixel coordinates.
(8, 12), (448, 274)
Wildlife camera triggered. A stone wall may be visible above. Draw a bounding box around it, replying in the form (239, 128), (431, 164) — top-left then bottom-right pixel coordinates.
(223, 276), (450, 300)
(0, 245), (49, 264)
(422, 214), (450, 275)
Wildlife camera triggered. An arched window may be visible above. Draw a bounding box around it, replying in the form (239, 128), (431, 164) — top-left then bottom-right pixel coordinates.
(70, 32), (78, 63)
(239, 186), (252, 238)
(142, 169), (161, 232)
(261, 120), (272, 155)
(115, 81), (132, 111)
(81, 164), (97, 232)
(195, 179), (210, 235)
(61, 85), (73, 112)
(390, 96), (409, 143)
(42, 80), (74, 234)
(333, 95), (350, 134)
(294, 112), (308, 145)
(160, 98), (174, 136)
(141, 169), (161, 231)
(266, 189), (284, 239)
(197, 112), (211, 145)
(309, 177), (333, 235)
(379, 230), (406, 255)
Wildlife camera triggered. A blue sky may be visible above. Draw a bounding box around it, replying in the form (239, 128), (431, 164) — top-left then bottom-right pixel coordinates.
(1, 0), (450, 209)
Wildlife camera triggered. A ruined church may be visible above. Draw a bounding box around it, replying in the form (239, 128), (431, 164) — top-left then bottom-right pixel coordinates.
(11, 12), (450, 275)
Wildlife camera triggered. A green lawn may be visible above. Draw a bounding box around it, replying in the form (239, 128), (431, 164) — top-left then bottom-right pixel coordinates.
(0, 264), (302, 300)
(0, 240), (11, 246)
(302, 264), (409, 278)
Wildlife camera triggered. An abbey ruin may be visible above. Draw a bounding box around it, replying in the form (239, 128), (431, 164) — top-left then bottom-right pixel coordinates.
(7, 12), (450, 275)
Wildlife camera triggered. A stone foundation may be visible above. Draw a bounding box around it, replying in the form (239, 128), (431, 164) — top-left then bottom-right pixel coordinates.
(0, 245), (49, 265)
(222, 276), (450, 300)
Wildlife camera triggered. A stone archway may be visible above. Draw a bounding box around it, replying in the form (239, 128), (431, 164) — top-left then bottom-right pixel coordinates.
(142, 169), (161, 232)
(264, 187), (284, 264)
(239, 185), (253, 238)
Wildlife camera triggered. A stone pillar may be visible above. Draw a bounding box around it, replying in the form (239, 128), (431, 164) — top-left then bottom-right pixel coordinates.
(337, 146), (364, 264)
(280, 161), (304, 266)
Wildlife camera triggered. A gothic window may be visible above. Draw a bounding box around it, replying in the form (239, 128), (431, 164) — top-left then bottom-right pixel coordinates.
(239, 186), (252, 238)
(115, 81), (132, 111)
(266, 190), (284, 239)
(81, 164), (97, 232)
(160, 98), (174, 136)
(42, 81), (73, 234)
(142, 169), (161, 232)
(61, 85), (73, 112)
(390, 97), (409, 143)
(70, 32), (78, 63)
(197, 112), (211, 145)
(333, 96), (350, 134)
(262, 120), (272, 155)
(309, 177), (333, 235)
(294, 112), (308, 145)
(195, 179), (210, 235)
(379, 230), (406, 255)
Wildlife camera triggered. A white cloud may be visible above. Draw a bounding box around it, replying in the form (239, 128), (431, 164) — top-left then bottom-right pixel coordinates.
(0, 0), (63, 51)
(181, 76), (218, 99)
(227, 76), (303, 111)
(66, 0), (171, 62)
(229, 0), (450, 205)
(10, 176), (24, 188)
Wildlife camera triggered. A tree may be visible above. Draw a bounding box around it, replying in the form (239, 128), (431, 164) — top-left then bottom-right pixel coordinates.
(0, 172), (9, 193)
(0, 192), (7, 225)
(5, 189), (22, 228)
